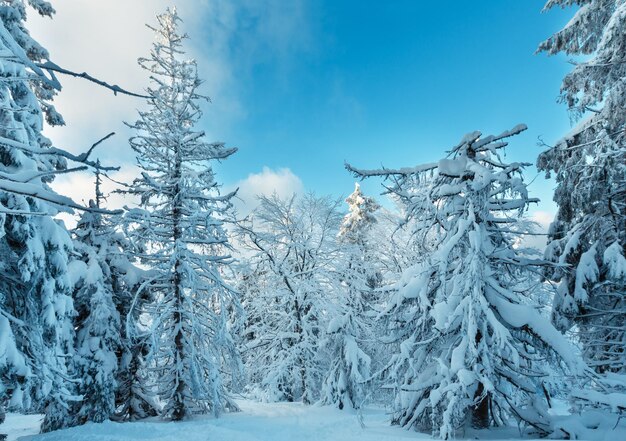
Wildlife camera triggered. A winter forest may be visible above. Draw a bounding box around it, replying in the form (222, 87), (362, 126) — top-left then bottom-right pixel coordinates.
(0, 1), (625, 440)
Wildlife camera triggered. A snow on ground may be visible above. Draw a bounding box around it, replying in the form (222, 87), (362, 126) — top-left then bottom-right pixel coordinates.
(1, 399), (612, 441)
(4, 413), (43, 441)
(8, 401), (420, 441)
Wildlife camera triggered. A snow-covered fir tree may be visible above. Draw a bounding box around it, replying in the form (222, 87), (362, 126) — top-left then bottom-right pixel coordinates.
(347, 125), (586, 438)
(339, 184), (379, 244)
(237, 193), (342, 404)
(82, 169), (158, 423)
(338, 183), (382, 294)
(70, 167), (153, 424)
(0, 1), (80, 433)
(70, 193), (121, 424)
(537, 0), (626, 377)
(123, 8), (240, 420)
(320, 184), (379, 410)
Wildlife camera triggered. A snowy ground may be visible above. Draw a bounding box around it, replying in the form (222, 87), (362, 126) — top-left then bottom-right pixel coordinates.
(2, 400), (610, 441)
(4, 413), (43, 441)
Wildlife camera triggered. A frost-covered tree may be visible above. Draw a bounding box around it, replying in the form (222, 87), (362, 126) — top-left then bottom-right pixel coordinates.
(537, 0), (626, 376)
(237, 193), (342, 404)
(348, 126), (586, 438)
(123, 8), (240, 420)
(0, 1), (145, 434)
(320, 184), (379, 410)
(70, 196), (121, 424)
(81, 170), (158, 423)
(339, 184), (379, 243)
(339, 183), (382, 293)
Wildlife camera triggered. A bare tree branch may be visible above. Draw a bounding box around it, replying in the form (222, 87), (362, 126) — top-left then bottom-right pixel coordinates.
(37, 61), (151, 99)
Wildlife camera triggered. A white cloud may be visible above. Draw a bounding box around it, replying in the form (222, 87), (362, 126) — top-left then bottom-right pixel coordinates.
(27, 1), (312, 220)
(232, 167), (304, 216)
(29, 1), (172, 161)
(26, 2), (312, 226)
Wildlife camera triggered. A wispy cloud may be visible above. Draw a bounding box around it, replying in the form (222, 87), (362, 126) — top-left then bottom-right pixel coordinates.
(29, 0), (314, 145)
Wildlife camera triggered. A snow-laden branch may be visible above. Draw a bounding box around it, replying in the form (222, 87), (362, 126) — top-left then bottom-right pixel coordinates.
(345, 161), (438, 178)
(0, 179), (121, 215)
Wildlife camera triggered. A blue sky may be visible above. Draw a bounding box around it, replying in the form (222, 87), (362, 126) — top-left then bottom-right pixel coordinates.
(196, 0), (573, 214)
(32, 0), (575, 220)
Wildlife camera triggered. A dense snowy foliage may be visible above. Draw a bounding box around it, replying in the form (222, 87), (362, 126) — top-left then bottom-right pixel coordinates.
(122, 9), (240, 421)
(70, 170), (152, 425)
(71, 202), (120, 425)
(538, 0), (626, 377)
(0, 0), (82, 434)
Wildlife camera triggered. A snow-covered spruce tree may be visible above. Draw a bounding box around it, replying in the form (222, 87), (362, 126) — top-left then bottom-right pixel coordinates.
(237, 193), (342, 404)
(339, 183), (382, 295)
(347, 125), (586, 439)
(537, 0), (626, 376)
(72, 168), (157, 424)
(0, 1), (81, 433)
(123, 8), (240, 420)
(70, 193), (120, 424)
(80, 169), (158, 423)
(320, 184), (379, 410)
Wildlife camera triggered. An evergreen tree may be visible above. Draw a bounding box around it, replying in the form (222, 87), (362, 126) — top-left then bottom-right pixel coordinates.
(537, 0), (626, 376)
(71, 197), (120, 424)
(0, 1), (77, 432)
(348, 126), (585, 438)
(72, 168), (156, 423)
(124, 8), (240, 420)
(237, 193), (342, 404)
(320, 184), (379, 410)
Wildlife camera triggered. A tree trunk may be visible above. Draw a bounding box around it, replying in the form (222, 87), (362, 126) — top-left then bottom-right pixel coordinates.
(171, 146), (186, 421)
(472, 328), (490, 429)
(471, 382), (490, 429)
